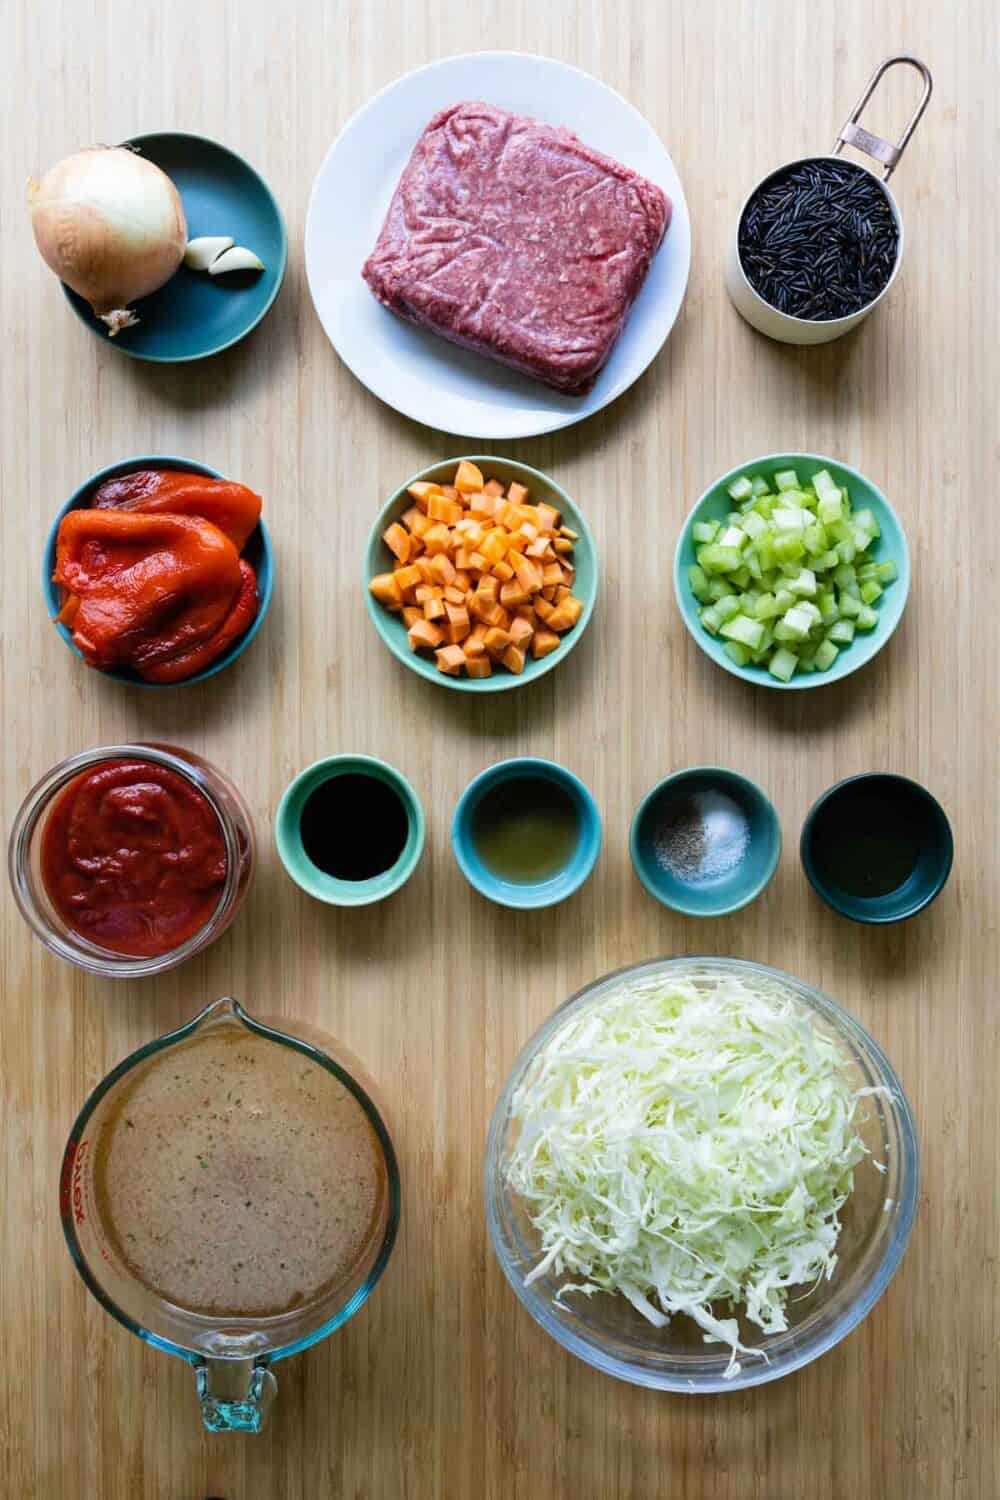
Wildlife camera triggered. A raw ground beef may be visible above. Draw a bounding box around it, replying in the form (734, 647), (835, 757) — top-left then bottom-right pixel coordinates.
(362, 101), (671, 395)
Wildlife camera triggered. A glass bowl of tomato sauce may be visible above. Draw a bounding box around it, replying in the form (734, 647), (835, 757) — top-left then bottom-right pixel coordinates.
(8, 744), (255, 977)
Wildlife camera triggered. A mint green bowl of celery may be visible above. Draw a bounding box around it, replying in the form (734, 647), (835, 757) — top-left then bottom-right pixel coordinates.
(674, 455), (910, 689)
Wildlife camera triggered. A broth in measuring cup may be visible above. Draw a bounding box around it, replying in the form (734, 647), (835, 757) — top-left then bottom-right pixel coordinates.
(94, 1027), (389, 1318)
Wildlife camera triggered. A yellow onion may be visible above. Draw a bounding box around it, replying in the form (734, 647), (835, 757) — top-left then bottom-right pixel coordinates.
(28, 146), (187, 335)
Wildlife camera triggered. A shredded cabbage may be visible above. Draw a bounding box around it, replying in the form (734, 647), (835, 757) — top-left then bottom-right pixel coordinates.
(505, 970), (884, 1377)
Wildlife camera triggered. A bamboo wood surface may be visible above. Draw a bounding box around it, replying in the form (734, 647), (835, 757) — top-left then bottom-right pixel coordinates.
(2, 2), (997, 1496)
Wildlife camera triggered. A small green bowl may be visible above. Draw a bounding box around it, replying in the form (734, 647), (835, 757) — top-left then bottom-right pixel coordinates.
(801, 773), (953, 924)
(673, 453), (910, 690)
(364, 457), (598, 693)
(62, 132), (286, 362)
(274, 755), (425, 907)
(630, 767), (782, 916)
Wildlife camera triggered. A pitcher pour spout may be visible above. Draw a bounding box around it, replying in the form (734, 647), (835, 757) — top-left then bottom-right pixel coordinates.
(189, 994), (252, 1034)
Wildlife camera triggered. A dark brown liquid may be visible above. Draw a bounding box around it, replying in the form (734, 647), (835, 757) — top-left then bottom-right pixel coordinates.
(810, 789), (921, 898)
(300, 773), (409, 881)
(94, 1030), (389, 1318)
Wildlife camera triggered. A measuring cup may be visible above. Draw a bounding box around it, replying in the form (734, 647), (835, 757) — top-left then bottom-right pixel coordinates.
(60, 996), (400, 1432)
(726, 55), (933, 344)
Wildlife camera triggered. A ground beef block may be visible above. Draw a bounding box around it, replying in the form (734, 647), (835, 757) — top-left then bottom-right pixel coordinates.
(362, 101), (671, 395)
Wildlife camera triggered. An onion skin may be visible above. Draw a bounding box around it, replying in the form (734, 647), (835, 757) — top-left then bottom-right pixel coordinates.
(28, 146), (187, 334)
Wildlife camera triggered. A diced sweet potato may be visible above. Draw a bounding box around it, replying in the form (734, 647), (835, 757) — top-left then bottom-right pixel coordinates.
(373, 461), (585, 679)
(454, 461), (484, 493)
(483, 626), (512, 657)
(509, 616), (534, 649)
(435, 644), (466, 675)
(370, 572), (403, 610)
(409, 619), (444, 651)
(532, 629), (560, 659)
(383, 522), (410, 563)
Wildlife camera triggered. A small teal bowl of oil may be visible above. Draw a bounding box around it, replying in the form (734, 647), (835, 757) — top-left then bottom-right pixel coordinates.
(630, 767), (781, 917)
(451, 759), (601, 910)
(800, 773), (953, 923)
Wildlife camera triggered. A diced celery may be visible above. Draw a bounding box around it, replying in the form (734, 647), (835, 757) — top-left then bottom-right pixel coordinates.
(773, 507), (806, 533)
(754, 592), (782, 620)
(686, 465), (896, 677)
(720, 614), (766, 650)
(804, 523), (829, 557)
(773, 536), (805, 565)
(782, 605), (816, 640)
(817, 591), (839, 624)
(818, 493), (845, 526)
(852, 508), (880, 537)
(697, 544), (743, 574)
(768, 647), (798, 682)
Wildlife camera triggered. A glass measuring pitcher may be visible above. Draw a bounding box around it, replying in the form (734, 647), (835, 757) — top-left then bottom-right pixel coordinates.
(59, 997), (400, 1432)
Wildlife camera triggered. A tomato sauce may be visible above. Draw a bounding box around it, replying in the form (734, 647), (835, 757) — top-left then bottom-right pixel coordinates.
(41, 760), (227, 957)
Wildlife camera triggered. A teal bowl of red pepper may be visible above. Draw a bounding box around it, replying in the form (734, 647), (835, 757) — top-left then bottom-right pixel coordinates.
(43, 455), (273, 688)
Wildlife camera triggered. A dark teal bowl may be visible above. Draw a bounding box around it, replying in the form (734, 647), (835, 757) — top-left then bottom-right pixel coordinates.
(801, 774), (953, 924)
(62, 132), (286, 361)
(44, 455), (273, 688)
(630, 767), (781, 916)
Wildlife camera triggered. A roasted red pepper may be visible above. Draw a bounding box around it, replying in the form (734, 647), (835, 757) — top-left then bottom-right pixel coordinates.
(53, 469), (262, 683)
(92, 469), (262, 550)
(55, 509), (244, 676)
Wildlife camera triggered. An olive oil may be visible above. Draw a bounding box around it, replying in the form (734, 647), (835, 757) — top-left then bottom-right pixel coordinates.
(472, 776), (579, 884)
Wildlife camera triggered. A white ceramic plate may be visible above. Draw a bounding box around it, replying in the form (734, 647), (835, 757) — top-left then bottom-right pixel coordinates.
(305, 52), (691, 439)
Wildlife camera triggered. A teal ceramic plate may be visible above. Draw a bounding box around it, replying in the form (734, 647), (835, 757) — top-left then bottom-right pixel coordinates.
(44, 455), (273, 688)
(673, 453), (910, 690)
(364, 457), (598, 693)
(62, 132), (286, 361)
(630, 766), (781, 916)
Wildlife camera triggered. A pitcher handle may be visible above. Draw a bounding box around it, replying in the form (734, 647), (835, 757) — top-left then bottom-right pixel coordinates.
(195, 1359), (277, 1433)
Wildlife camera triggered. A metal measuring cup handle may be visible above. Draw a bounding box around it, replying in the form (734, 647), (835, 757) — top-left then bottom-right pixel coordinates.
(833, 55), (933, 180)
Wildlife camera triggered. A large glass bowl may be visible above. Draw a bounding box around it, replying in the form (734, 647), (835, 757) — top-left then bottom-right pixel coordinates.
(484, 956), (919, 1393)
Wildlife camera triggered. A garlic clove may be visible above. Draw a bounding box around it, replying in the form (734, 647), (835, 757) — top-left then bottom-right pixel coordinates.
(209, 246), (265, 276)
(183, 235), (234, 271)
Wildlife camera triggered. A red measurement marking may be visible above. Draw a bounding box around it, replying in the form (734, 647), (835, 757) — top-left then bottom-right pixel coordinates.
(60, 1138), (90, 1226)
